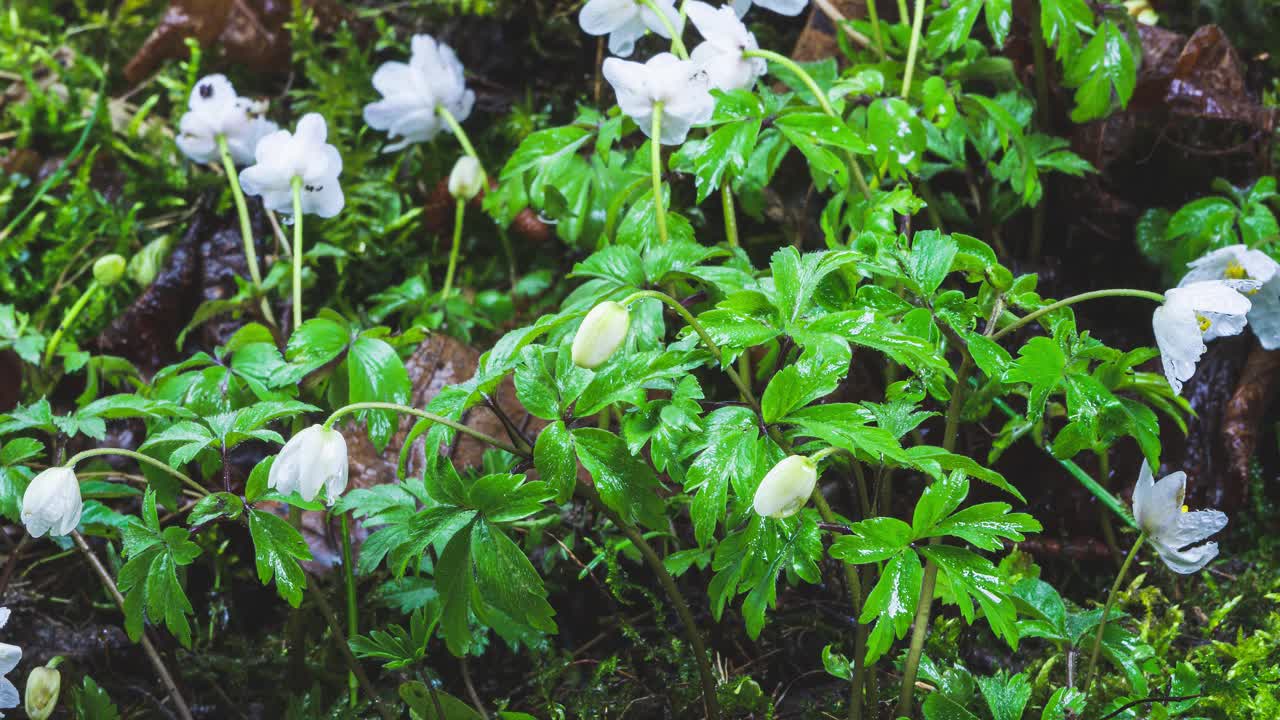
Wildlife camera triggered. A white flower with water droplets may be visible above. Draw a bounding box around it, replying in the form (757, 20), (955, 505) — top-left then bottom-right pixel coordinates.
(603, 53), (715, 145)
(21, 467), (82, 538)
(269, 425), (349, 505)
(732, 0), (809, 16)
(579, 0), (684, 57)
(688, 2), (766, 92)
(0, 608), (20, 713)
(1179, 245), (1280, 350)
(363, 34), (476, 152)
(1152, 280), (1255, 394)
(1132, 461), (1226, 574)
(239, 113), (344, 219)
(753, 455), (818, 518)
(175, 74), (278, 165)
(572, 301), (631, 369)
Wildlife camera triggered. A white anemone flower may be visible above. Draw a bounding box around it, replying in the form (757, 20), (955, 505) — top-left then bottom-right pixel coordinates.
(687, 2), (766, 92)
(363, 34), (476, 152)
(1179, 245), (1280, 350)
(732, 0), (809, 16)
(1132, 461), (1226, 574)
(753, 455), (818, 518)
(1152, 280), (1255, 394)
(579, 0), (684, 57)
(603, 53), (715, 145)
(572, 301), (631, 369)
(21, 467), (82, 538)
(238, 113), (344, 219)
(0, 608), (19, 713)
(175, 74), (278, 165)
(269, 424), (349, 505)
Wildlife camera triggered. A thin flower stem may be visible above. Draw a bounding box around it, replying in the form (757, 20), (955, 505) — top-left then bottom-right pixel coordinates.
(42, 279), (99, 367)
(71, 530), (195, 720)
(323, 401), (526, 457)
(721, 184), (739, 248)
(302, 568), (399, 720)
(340, 512), (359, 708)
(742, 49), (872, 200)
(65, 447), (208, 497)
(437, 106), (488, 183)
(853, 0), (885, 57)
(443, 198), (465, 301)
(290, 177), (305, 330)
(990, 289), (1166, 341)
(619, 289), (758, 409)
(651, 102), (669, 245)
(216, 134), (276, 328)
(1083, 532), (1146, 698)
(900, 0), (926, 98)
(812, 0), (877, 55)
(809, 445), (846, 464)
(640, 0), (689, 59)
(895, 0), (909, 24)
(811, 490), (866, 720)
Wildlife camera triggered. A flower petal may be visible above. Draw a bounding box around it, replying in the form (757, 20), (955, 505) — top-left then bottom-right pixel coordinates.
(1152, 539), (1218, 574)
(1248, 276), (1280, 349)
(1153, 297), (1205, 395)
(0, 642), (19, 675)
(580, 0), (637, 35)
(755, 0), (809, 14)
(1165, 508), (1227, 549)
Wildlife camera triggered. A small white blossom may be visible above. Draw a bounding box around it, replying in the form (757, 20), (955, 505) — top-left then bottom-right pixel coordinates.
(0, 608), (20, 713)
(448, 156), (484, 201)
(688, 2), (766, 92)
(732, 0), (809, 16)
(239, 113), (344, 219)
(1179, 245), (1280, 350)
(1152, 280), (1255, 394)
(363, 34), (476, 152)
(21, 467), (82, 538)
(603, 53), (715, 145)
(1132, 461), (1226, 574)
(269, 425), (349, 505)
(572, 301), (631, 369)
(175, 74), (278, 166)
(753, 455), (818, 518)
(579, 0), (684, 58)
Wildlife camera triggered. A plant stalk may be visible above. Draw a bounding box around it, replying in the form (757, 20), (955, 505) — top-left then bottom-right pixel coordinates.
(341, 512), (359, 708)
(65, 447), (208, 497)
(324, 401), (526, 457)
(990, 289), (1165, 341)
(290, 177), (305, 330)
(443, 198), (465, 301)
(640, 0), (689, 59)
(900, 0), (926, 98)
(721, 184), (739, 249)
(1083, 532), (1145, 699)
(217, 134), (276, 328)
(42, 279), (99, 368)
(437, 106), (488, 184)
(651, 102), (669, 245)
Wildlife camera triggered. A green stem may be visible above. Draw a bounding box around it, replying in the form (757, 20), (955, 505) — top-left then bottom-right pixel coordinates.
(42, 279), (100, 368)
(990, 289), (1165, 341)
(341, 512), (359, 707)
(895, 0), (909, 24)
(862, 0), (886, 57)
(651, 102), (668, 245)
(640, 0), (689, 59)
(619, 290), (758, 410)
(900, 0), (926, 98)
(1083, 532), (1145, 699)
(290, 177), (304, 330)
(65, 447), (208, 497)
(1095, 450), (1123, 566)
(810, 445), (846, 464)
(437, 106), (488, 183)
(721, 184), (739, 249)
(323, 401), (526, 457)
(812, 490), (866, 720)
(217, 134), (276, 328)
(443, 198), (465, 301)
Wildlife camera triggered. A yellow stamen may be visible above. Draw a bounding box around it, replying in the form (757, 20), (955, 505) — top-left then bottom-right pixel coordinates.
(1197, 314), (1212, 333)
(1181, 504), (1189, 513)
(1224, 261), (1249, 280)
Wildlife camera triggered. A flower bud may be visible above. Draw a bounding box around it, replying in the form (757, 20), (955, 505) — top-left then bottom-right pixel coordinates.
(571, 301), (631, 369)
(448, 156), (484, 201)
(128, 237), (172, 287)
(984, 265), (1013, 293)
(752, 456), (818, 519)
(24, 665), (60, 720)
(92, 254), (127, 287)
(269, 425), (349, 505)
(21, 467), (82, 538)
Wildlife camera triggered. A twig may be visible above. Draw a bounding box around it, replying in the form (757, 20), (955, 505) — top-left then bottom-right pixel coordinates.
(811, 0), (876, 53)
(461, 656), (490, 720)
(71, 531), (195, 720)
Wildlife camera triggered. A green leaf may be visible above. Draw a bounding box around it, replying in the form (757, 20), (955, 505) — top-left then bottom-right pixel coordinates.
(247, 508), (312, 607)
(72, 676), (122, 720)
(775, 112), (868, 154)
(572, 428), (664, 528)
(686, 406), (760, 546)
(976, 672), (1032, 720)
(137, 421), (215, 470)
(761, 338), (852, 422)
(1004, 336), (1066, 424)
(860, 550), (923, 663)
(1040, 687), (1086, 720)
(921, 545), (1018, 646)
(770, 247), (857, 328)
(471, 521), (557, 636)
(904, 446), (1023, 500)
(347, 335), (412, 452)
(867, 98), (925, 179)
(187, 492), (243, 526)
(908, 230), (959, 296)
(829, 516), (913, 564)
(0, 437), (43, 465)
(435, 528), (475, 656)
(1040, 0), (1092, 60)
(283, 316), (350, 378)
(1064, 21), (1137, 122)
(1012, 577), (1067, 640)
(671, 118), (762, 203)
(928, 502), (1041, 550)
(575, 349), (707, 417)
(534, 421), (577, 504)
(500, 126), (593, 179)
(912, 472), (969, 535)
(399, 683), (484, 720)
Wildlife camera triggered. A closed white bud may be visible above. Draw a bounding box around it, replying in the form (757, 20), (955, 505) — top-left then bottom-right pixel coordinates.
(21, 467), (82, 538)
(753, 455), (818, 518)
(571, 301), (630, 369)
(92, 254), (126, 287)
(448, 156), (484, 201)
(24, 665), (60, 720)
(269, 425), (349, 505)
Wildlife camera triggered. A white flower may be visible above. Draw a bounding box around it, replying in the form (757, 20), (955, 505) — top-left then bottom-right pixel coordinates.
(363, 34), (476, 152)
(1132, 461), (1226, 574)
(572, 301), (631, 369)
(448, 156), (484, 201)
(603, 53), (715, 145)
(0, 608), (19, 713)
(239, 113), (344, 219)
(688, 2), (766, 92)
(21, 467), (82, 538)
(753, 455), (818, 518)
(1179, 245), (1280, 350)
(269, 425), (349, 505)
(579, 0), (684, 57)
(1152, 280), (1255, 394)
(732, 0), (809, 16)
(175, 74), (278, 165)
